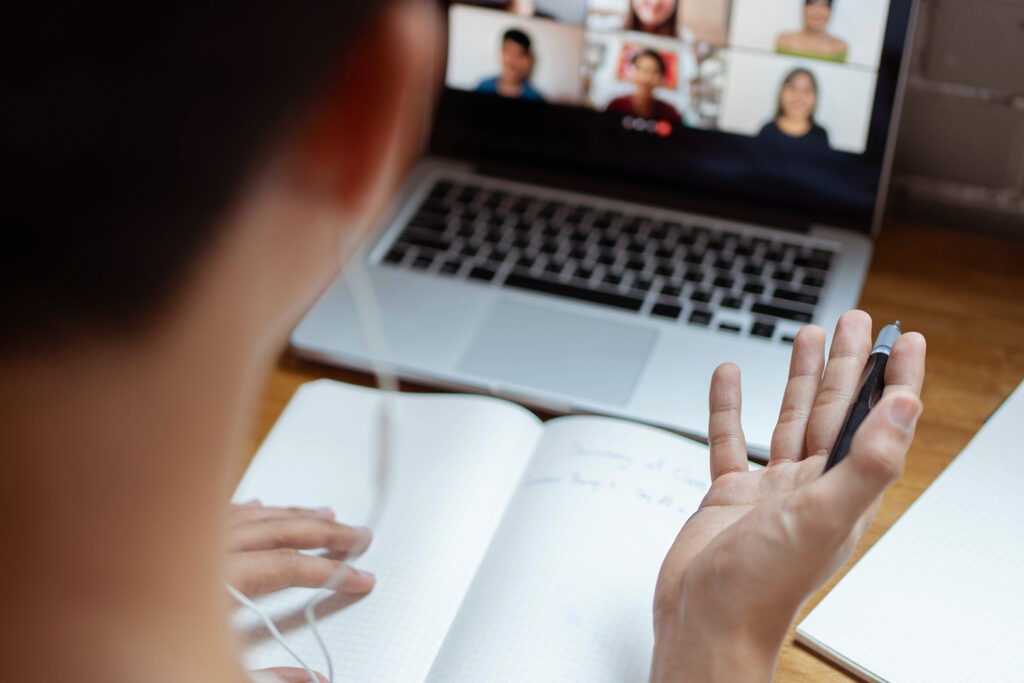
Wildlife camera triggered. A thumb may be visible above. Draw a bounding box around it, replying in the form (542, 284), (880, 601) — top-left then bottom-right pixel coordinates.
(818, 391), (922, 529)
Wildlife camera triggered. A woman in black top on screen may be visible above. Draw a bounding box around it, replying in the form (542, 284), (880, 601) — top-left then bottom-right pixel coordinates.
(757, 68), (831, 152)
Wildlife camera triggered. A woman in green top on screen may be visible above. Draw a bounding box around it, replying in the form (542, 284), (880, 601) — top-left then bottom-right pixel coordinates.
(776, 0), (849, 63)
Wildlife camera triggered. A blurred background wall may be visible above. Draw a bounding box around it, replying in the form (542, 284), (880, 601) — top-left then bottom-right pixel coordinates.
(889, 0), (1024, 238)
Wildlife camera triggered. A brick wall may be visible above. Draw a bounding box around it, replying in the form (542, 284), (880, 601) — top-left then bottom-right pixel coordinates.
(888, 0), (1024, 238)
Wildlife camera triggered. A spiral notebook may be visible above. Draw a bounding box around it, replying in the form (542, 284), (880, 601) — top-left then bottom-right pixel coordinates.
(796, 380), (1024, 682)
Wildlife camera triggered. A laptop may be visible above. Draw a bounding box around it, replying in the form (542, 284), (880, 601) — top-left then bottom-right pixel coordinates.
(292, 0), (917, 459)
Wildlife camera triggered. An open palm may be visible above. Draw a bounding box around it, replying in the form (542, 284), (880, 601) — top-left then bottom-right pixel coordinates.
(651, 311), (926, 681)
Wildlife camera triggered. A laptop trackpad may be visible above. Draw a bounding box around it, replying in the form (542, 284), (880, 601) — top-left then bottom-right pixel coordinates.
(456, 299), (657, 407)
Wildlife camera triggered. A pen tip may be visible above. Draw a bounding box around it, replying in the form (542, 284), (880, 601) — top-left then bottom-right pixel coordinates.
(894, 319), (902, 330)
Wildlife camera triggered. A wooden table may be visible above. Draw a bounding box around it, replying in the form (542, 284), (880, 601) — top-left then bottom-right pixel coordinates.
(243, 220), (1024, 681)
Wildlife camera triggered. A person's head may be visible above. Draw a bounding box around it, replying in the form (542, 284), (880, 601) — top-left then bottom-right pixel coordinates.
(1, 1), (443, 363)
(776, 68), (819, 124)
(630, 0), (679, 37)
(630, 49), (668, 94)
(500, 29), (535, 84)
(804, 0), (834, 33)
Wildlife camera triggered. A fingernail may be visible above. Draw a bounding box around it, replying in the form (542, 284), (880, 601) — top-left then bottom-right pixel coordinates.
(348, 526), (373, 559)
(241, 499), (262, 508)
(354, 568), (375, 581)
(314, 506), (335, 519)
(889, 396), (921, 432)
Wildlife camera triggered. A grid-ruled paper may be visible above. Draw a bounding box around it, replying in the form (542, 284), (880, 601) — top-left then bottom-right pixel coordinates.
(797, 381), (1024, 683)
(425, 416), (714, 683)
(232, 380), (544, 682)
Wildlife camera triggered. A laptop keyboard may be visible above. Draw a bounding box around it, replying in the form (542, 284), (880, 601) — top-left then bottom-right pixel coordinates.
(379, 178), (835, 343)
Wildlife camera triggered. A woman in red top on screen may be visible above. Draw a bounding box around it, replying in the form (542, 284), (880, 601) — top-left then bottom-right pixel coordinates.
(628, 0), (679, 37)
(606, 49), (682, 123)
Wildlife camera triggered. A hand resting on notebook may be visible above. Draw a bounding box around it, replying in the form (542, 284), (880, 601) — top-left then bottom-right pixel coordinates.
(225, 500), (375, 598)
(650, 310), (926, 682)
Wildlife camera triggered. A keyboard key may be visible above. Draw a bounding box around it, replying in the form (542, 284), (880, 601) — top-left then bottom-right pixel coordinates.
(684, 251), (705, 265)
(461, 244), (479, 257)
(660, 284), (682, 298)
(517, 255), (535, 268)
(780, 334), (796, 344)
(764, 248), (785, 262)
(546, 261), (564, 275)
(743, 281), (765, 295)
(735, 242), (755, 257)
(440, 260), (462, 275)
(632, 277), (654, 292)
(803, 274), (825, 288)
(655, 263), (675, 277)
(604, 272), (623, 286)
(772, 269), (794, 282)
(626, 257), (646, 271)
(597, 253), (617, 266)
(774, 288), (819, 306)
(575, 266), (594, 280)
(651, 303), (682, 320)
(794, 255), (831, 271)
(721, 296), (743, 309)
(683, 270), (704, 283)
(719, 323), (741, 333)
(411, 254), (434, 269)
(398, 229), (449, 253)
(751, 303), (812, 323)
(469, 266), (496, 282)
(751, 322), (775, 338)
(690, 289), (712, 304)
(383, 248), (406, 264)
(713, 257), (734, 270)
(689, 309), (713, 326)
(742, 263), (764, 276)
(713, 275), (735, 289)
(503, 273), (645, 312)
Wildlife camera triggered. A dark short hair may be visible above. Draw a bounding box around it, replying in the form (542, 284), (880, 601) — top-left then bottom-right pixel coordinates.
(632, 49), (667, 76)
(503, 29), (532, 52)
(805, 0), (834, 6)
(1, 2), (393, 353)
(775, 68), (820, 122)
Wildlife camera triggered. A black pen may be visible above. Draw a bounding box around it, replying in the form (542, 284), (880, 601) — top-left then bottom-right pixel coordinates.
(824, 320), (902, 471)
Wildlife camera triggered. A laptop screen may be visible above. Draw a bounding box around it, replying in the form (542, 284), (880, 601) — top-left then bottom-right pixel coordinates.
(434, 0), (914, 233)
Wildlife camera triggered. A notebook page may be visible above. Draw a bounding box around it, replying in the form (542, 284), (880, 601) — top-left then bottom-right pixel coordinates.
(426, 416), (714, 683)
(797, 381), (1024, 682)
(232, 380), (543, 682)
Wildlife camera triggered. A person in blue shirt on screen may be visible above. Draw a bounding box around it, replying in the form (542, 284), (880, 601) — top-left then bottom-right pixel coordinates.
(475, 28), (545, 101)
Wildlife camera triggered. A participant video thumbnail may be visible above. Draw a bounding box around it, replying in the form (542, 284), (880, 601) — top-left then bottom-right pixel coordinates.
(728, 0), (890, 67)
(584, 0), (733, 45)
(446, 4), (587, 105)
(718, 51), (877, 153)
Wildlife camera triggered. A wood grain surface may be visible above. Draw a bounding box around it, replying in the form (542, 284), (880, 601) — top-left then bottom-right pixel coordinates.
(241, 220), (1024, 681)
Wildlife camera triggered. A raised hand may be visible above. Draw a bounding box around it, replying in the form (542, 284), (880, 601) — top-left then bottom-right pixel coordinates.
(651, 310), (926, 682)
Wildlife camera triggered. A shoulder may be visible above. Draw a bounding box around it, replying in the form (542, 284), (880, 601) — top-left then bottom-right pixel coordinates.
(476, 76), (499, 92)
(776, 32), (800, 50)
(607, 95), (631, 110)
(758, 121), (780, 138)
(810, 124), (831, 145)
(521, 82), (544, 100)
(655, 100), (681, 122)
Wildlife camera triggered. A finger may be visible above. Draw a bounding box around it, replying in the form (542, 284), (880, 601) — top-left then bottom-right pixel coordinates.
(228, 505), (337, 525)
(805, 310), (873, 459)
(805, 391), (921, 536)
(769, 324), (826, 465)
(227, 549), (376, 596)
(227, 517), (373, 557)
(708, 363), (748, 480)
(882, 331), (926, 399)
(250, 667), (328, 683)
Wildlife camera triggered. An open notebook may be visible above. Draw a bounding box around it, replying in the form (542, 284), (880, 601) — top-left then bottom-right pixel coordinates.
(232, 379), (719, 682)
(796, 380), (1024, 682)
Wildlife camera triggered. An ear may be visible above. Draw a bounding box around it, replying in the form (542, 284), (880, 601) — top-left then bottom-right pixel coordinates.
(295, 0), (443, 219)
